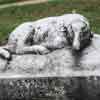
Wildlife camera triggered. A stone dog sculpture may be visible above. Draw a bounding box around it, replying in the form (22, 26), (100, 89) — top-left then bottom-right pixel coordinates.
(0, 13), (93, 60)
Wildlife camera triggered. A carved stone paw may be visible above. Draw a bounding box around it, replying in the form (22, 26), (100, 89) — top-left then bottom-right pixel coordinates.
(36, 46), (50, 55)
(0, 48), (11, 60)
(38, 49), (50, 55)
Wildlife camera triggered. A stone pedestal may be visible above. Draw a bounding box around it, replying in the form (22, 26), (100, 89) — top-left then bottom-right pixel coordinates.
(0, 34), (100, 100)
(0, 76), (100, 100)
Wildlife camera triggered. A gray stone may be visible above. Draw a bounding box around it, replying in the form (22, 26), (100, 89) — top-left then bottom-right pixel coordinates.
(80, 34), (100, 70)
(0, 58), (7, 72)
(6, 34), (100, 76)
(0, 34), (100, 75)
(0, 77), (99, 100)
(0, 14), (91, 57)
(0, 34), (100, 100)
(8, 48), (74, 75)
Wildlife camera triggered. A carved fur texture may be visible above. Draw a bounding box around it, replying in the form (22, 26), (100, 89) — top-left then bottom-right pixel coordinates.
(0, 13), (92, 59)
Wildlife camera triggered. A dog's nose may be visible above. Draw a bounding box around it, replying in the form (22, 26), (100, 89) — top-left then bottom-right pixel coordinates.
(73, 45), (80, 51)
(72, 40), (80, 51)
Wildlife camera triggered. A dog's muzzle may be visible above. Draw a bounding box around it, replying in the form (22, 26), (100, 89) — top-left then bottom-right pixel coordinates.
(72, 32), (80, 51)
(72, 40), (80, 51)
(72, 33), (80, 51)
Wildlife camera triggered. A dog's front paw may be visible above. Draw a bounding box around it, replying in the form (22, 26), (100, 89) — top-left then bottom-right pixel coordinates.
(0, 48), (11, 60)
(39, 49), (50, 55)
(36, 46), (50, 55)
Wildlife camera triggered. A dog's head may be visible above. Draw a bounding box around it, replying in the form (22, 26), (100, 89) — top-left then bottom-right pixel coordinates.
(65, 19), (93, 51)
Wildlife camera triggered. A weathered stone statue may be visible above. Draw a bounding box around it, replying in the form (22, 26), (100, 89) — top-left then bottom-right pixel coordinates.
(0, 13), (100, 100)
(0, 13), (92, 60)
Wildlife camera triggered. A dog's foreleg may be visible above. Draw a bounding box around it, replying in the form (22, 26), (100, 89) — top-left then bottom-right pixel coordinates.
(16, 45), (50, 55)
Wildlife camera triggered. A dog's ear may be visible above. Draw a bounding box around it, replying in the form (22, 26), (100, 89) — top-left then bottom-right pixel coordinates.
(82, 21), (93, 40)
(87, 25), (93, 40)
(84, 19), (93, 38)
(25, 28), (35, 45)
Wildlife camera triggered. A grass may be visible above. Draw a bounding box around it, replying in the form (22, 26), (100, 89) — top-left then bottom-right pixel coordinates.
(0, 0), (100, 44)
(0, 0), (17, 5)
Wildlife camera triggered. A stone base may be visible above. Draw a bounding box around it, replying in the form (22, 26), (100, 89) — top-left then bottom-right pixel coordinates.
(0, 34), (100, 100)
(0, 76), (99, 100)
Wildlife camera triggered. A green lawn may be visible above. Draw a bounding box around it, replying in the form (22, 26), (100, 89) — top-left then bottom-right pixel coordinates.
(0, 0), (17, 5)
(0, 0), (100, 44)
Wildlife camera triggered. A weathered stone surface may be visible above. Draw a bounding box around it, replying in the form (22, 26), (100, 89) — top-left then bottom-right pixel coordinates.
(8, 48), (74, 75)
(0, 77), (99, 100)
(6, 34), (100, 76)
(0, 34), (100, 100)
(0, 58), (7, 72)
(0, 77), (71, 100)
(80, 34), (100, 70)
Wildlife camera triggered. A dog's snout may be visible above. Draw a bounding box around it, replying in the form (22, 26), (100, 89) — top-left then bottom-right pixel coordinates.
(72, 43), (80, 50)
(72, 32), (80, 51)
